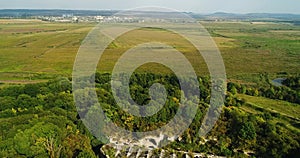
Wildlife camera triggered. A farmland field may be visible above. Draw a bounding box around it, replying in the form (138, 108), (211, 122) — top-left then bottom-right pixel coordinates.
(0, 19), (299, 82)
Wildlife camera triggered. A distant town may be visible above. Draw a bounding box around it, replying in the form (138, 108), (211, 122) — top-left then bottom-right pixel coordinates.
(37, 14), (141, 23)
(0, 9), (300, 24)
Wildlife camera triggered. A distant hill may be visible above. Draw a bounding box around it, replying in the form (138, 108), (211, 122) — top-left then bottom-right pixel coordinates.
(0, 9), (300, 23)
(202, 12), (300, 21)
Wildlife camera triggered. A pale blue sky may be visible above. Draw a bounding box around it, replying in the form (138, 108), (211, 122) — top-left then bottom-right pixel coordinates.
(1, 0), (299, 14)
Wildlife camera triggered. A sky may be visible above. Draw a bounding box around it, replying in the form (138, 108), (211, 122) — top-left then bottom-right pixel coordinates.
(1, 0), (299, 14)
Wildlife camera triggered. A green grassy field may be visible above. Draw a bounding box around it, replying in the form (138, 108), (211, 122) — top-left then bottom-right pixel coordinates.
(237, 94), (300, 119)
(237, 94), (300, 133)
(0, 19), (94, 81)
(0, 19), (299, 82)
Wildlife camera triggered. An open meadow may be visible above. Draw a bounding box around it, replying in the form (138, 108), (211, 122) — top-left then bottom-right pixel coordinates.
(0, 19), (299, 83)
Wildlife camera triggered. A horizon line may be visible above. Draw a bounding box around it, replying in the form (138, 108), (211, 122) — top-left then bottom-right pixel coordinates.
(0, 8), (300, 15)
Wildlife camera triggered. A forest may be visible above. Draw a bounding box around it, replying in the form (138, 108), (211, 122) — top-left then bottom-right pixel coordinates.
(0, 73), (299, 157)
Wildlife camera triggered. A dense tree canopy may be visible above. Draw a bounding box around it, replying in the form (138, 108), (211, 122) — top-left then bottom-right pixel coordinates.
(0, 73), (299, 157)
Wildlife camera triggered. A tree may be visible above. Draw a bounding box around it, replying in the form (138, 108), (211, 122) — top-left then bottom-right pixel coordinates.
(0, 85), (24, 98)
(14, 122), (62, 157)
(0, 96), (16, 111)
(43, 137), (63, 158)
(61, 133), (96, 158)
(239, 122), (256, 140)
(17, 94), (37, 109)
(228, 82), (237, 95)
(24, 83), (42, 97)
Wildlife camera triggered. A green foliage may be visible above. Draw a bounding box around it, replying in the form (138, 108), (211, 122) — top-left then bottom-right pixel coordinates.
(0, 85), (24, 98)
(13, 122), (62, 157)
(61, 133), (96, 158)
(76, 150), (97, 158)
(0, 73), (299, 157)
(238, 122), (256, 140)
(24, 83), (45, 97)
(17, 94), (38, 108)
(283, 74), (300, 90)
(0, 96), (16, 111)
(232, 74), (300, 104)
